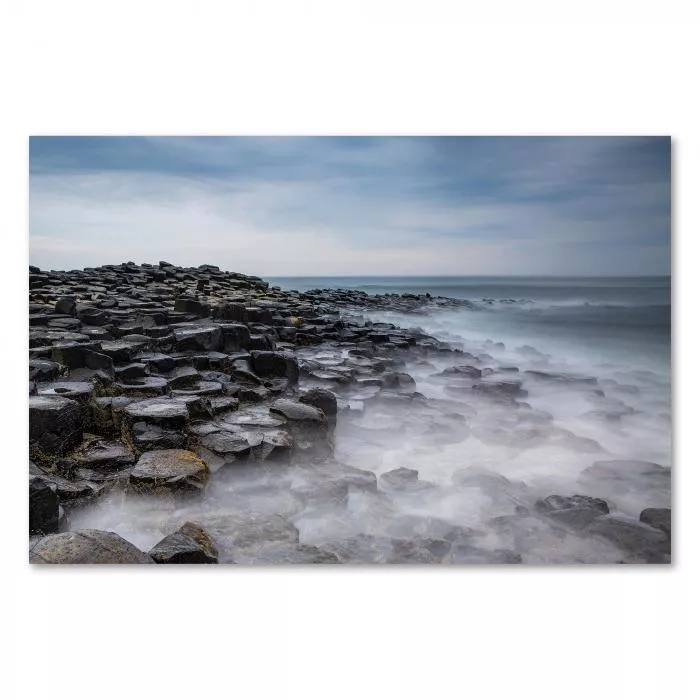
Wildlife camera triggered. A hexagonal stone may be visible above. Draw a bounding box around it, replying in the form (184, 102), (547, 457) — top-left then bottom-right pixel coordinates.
(29, 359), (63, 382)
(173, 326), (222, 352)
(124, 398), (190, 428)
(130, 449), (209, 491)
(74, 439), (135, 470)
(37, 380), (94, 403)
(114, 376), (169, 397)
(299, 388), (338, 417)
(29, 477), (62, 535)
(29, 395), (83, 455)
(250, 351), (300, 384)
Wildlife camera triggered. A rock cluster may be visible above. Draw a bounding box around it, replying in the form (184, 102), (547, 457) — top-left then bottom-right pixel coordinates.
(27, 262), (671, 564)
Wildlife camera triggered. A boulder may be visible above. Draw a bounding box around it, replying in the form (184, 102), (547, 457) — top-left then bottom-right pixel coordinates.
(149, 522), (219, 564)
(30, 529), (153, 564)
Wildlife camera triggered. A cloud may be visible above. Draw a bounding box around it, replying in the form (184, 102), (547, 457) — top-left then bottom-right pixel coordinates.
(28, 136), (671, 275)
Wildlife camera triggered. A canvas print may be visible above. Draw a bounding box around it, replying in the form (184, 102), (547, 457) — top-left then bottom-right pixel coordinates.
(27, 136), (671, 564)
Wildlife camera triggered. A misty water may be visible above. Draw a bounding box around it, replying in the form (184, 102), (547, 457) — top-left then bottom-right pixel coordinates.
(70, 276), (671, 564)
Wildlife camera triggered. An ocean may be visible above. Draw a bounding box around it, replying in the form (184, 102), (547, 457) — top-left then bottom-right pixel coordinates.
(268, 275), (671, 370)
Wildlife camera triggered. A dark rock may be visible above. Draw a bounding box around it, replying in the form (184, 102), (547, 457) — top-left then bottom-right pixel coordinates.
(270, 399), (327, 424)
(440, 365), (482, 378)
(130, 449), (209, 492)
(30, 529), (153, 564)
(639, 508), (671, 538)
(472, 380), (527, 400)
(174, 298), (210, 316)
(29, 395), (82, 456)
(299, 387), (338, 417)
(150, 522), (218, 564)
(173, 325), (222, 352)
(29, 477), (63, 535)
(77, 306), (109, 326)
(250, 350), (300, 384)
(55, 296), (76, 315)
(114, 363), (149, 381)
(585, 515), (671, 563)
(535, 494), (610, 528)
(29, 359), (63, 382)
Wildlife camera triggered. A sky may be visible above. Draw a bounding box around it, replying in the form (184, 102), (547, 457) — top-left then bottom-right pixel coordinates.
(28, 136), (671, 276)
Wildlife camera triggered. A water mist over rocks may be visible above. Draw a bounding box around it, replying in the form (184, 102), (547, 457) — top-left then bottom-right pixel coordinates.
(28, 264), (671, 564)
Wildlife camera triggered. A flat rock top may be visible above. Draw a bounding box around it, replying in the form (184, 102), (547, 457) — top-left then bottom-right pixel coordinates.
(29, 529), (153, 564)
(29, 394), (79, 411)
(125, 398), (189, 420)
(131, 449), (208, 479)
(270, 399), (326, 423)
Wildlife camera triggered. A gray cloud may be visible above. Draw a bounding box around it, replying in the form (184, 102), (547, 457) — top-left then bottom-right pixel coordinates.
(29, 136), (670, 275)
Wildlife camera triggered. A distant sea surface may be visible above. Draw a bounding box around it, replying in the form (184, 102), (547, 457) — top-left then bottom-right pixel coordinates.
(267, 275), (671, 369)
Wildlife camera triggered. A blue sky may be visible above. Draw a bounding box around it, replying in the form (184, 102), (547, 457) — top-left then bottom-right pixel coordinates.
(28, 136), (671, 275)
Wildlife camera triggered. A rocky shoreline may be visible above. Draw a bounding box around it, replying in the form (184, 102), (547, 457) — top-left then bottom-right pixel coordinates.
(28, 262), (671, 564)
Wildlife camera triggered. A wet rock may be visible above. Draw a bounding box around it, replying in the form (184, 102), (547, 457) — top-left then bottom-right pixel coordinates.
(73, 438), (136, 470)
(29, 477), (64, 535)
(50, 341), (100, 369)
(37, 380), (94, 405)
(270, 399), (327, 425)
(212, 302), (247, 322)
(472, 380), (527, 401)
(174, 298), (210, 316)
(84, 350), (115, 372)
(29, 395), (83, 456)
(298, 387), (338, 418)
(196, 431), (253, 465)
(77, 306), (109, 326)
(250, 351), (300, 384)
(29, 359), (64, 382)
(114, 363), (149, 381)
(150, 522), (219, 564)
(131, 422), (187, 451)
(174, 325), (222, 352)
(535, 494), (610, 528)
(639, 508), (671, 538)
(114, 376), (169, 397)
(130, 449), (209, 492)
(440, 365), (482, 378)
(30, 529), (153, 564)
(586, 515), (670, 563)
